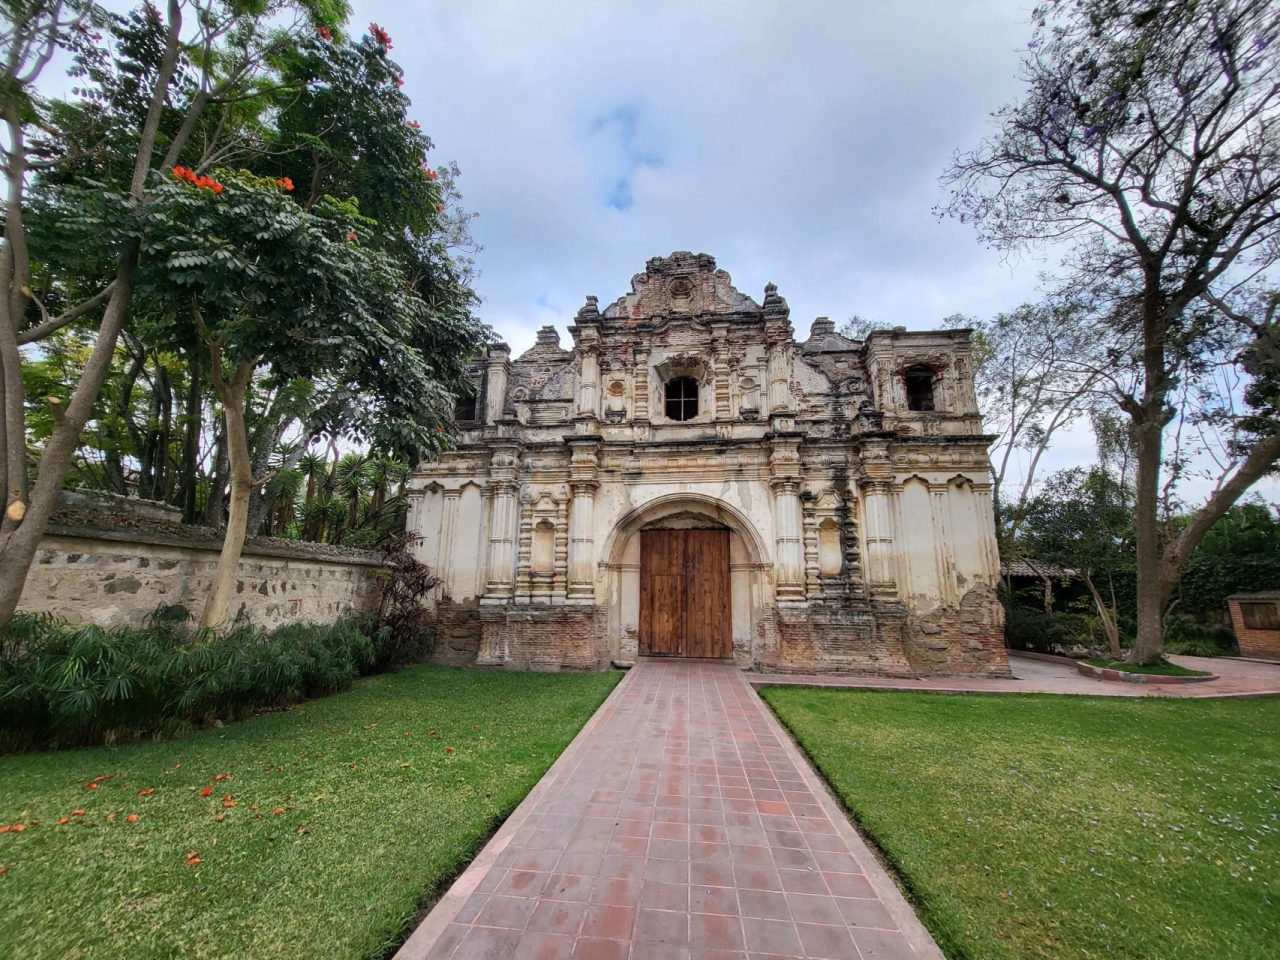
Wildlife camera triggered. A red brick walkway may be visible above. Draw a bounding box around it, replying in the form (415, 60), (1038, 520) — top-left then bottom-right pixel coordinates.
(396, 661), (942, 960)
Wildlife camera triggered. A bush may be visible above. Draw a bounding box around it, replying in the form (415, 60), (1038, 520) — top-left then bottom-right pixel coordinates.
(1005, 606), (1097, 652)
(0, 612), (378, 751)
(370, 534), (441, 672)
(1163, 613), (1237, 657)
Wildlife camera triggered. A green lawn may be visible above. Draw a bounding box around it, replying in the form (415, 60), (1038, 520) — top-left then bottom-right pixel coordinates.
(0, 665), (620, 960)
(1084, 658), (1212, 677)
(760, 688), (1279, 960)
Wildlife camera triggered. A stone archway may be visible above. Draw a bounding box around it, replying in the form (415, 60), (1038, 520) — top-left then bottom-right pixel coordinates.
(601, 494), (772, 666)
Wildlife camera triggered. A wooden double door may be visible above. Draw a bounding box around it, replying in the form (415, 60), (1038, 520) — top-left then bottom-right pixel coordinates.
(639, 528), (732, 658)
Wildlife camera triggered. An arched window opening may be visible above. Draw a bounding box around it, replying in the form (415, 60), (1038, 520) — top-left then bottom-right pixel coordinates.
(905, 366), (936, 412)
(665, 376), (699, 421)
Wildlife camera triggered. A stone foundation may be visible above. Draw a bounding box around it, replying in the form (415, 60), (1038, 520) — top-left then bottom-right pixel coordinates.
(903, 588), (1011, 676)
(756, 601), (916, 676)
(431, 597), (482, 665)
(473, 602), (607, 671)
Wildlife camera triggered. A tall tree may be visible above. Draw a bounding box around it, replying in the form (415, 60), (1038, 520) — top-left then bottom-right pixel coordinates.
(941, 0), (1280, 663)
(0, 0), (341, 628)
(136, 169), (460, 626)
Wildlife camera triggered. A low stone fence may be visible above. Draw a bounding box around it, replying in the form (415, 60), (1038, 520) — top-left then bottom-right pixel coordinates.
(17, 513), (388, 630)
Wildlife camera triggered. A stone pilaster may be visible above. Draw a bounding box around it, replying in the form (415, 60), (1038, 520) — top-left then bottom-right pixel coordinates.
(482, 442), (520, 598)
(566, 437), (601, 600)
(770, 433), (806, 601)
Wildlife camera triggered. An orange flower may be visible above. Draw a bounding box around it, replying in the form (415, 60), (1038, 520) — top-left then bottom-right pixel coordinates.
(201, 787), (213, 797)
(125, 814), (139, 823)
(138, 788), (156, 797)
(316, 25), (332, 42)
(57, 817), (71, 825)
(71, 809), (85, 817)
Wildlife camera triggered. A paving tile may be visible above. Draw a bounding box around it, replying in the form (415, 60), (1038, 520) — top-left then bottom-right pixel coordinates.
(395, 662), (940, 960)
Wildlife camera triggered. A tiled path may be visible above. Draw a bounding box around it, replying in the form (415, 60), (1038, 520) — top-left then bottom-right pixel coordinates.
(396, 661), (943, 960)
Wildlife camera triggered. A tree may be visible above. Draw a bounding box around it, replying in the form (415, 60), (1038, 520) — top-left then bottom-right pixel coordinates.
(1021, 467), (1135, 656)
(949, 302), (1106, 539)
(135, 168), (457, 626)
(941, 0), (1280, 663)
(0, 0), (338, 628)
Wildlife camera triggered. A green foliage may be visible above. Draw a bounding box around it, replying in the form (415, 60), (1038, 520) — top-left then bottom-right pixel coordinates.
(1175, 501), (1280, 621)
(0, 612), (377, 750)
(1083, 657), (1211, 677)
(1004, 605), (1097, 653)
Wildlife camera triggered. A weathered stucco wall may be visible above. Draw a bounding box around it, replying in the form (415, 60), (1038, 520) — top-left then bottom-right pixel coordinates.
(18, 525), (386, 630)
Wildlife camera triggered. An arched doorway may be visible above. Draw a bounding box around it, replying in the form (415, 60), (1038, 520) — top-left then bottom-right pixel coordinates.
(601, 494), (772, 665)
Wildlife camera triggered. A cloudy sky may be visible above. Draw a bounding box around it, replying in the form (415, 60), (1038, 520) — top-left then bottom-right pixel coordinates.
(355, 0), (1113, 484)
(364, 0), (1043, 346)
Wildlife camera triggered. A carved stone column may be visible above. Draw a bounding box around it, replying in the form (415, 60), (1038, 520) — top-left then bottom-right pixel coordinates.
(483, 442), (520, 598)
(483, 344), (511, 425)
(770, 434), (806, 601)
(578, 345), (600, 418)
(566, 438), (601, 600)
(930, 482), (957, 606)
(633, 348), (650, 421)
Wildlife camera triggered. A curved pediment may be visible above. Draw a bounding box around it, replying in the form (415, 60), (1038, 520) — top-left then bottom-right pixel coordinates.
(600, 251), (762, 322)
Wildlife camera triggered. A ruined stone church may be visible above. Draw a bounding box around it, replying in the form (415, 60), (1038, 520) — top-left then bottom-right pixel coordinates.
(407, 253), (1009, 676)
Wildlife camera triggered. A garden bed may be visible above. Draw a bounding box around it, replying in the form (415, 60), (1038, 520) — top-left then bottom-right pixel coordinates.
(1079, 658), (1216, 684)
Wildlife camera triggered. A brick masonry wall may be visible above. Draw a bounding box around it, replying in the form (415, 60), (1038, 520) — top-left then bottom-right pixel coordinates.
(432, 597), (482, 665)
(1228, 600), (1280, 660)
(18, 527), (386, 630)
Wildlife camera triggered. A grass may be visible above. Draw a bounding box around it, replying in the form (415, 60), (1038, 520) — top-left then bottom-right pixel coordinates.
(0, 664), (620, 960)
(1084, 658), (1212, 676)
(760, 688), (1279, 960)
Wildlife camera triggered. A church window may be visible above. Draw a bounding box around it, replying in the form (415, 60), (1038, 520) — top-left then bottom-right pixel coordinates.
(665, 376), (699, 421)
(905, 366), (936, 411)
(454, 390), (478, 422)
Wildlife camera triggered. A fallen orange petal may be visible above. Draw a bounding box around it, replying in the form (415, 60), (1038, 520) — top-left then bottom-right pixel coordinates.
(185, 857), (204, 867)
(10, 825), (25, 833)
(105, 813), (116, 822)
(213, 774), (232, 781)
(125, 814), (139, 823)
(138, 788), (156, 797)
(85, 783), (99, 790)
(71, 810), (85, 817)
(272, 808), (285, 815)
(201, 787), (213, 797)
(445, 746), (455, 753)
(57, 817), (71, 825)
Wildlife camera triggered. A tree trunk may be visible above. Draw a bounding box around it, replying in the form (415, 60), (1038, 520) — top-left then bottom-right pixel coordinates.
(0, 269), (136, 626)
(179, 357), (201, 523)
(199, 358), (256, 629)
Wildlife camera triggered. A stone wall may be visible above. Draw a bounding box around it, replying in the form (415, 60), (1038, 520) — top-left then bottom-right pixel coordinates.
(475, 603), (607, 671)
(903, 587), (1011, 676)
(18, 524), (387, 630)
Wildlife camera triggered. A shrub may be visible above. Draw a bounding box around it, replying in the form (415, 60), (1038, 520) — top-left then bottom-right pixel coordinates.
(0, 613), (378, 751)
(370, 534), (441, 672)
(1163, 613), (1237, 657)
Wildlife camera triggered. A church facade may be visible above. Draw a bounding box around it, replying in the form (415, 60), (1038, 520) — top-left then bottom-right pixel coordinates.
(407, 253), (1010, 676)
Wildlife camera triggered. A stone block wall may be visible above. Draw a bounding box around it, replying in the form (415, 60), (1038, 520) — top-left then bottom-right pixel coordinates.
(759, 602), (915, 677)
(18, 525), (386, 630)
(903, 587), (1011, 676)
(475, 603), (607, 671)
